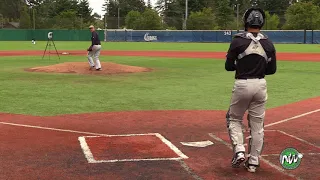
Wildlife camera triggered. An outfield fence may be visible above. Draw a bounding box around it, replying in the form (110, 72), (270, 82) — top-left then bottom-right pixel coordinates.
(105, 30), (320, 44)
(0, 29), (319, 44)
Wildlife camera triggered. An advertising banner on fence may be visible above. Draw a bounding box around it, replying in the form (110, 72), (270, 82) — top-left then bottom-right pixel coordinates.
(144, 33), (158, 42)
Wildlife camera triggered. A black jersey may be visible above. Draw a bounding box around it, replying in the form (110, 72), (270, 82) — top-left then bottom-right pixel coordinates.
(225, 32), (277, 79)
(91, 31), (101, 46)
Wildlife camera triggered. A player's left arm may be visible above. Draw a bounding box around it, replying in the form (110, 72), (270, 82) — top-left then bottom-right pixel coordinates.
(225, 39), (239, 71)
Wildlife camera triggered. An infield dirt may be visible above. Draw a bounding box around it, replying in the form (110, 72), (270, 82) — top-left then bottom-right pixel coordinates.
(25, 62), (153, 75)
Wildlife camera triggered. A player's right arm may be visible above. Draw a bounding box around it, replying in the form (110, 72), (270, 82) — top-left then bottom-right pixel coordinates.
(265, 42), (277, 75)
(88, 32), (95, 51)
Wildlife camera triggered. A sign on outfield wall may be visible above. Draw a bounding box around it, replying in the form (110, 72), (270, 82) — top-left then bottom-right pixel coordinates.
(144, 33), (158, 42)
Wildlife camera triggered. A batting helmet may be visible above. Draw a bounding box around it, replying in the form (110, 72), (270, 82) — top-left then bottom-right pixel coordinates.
(243, 8), (266, 31)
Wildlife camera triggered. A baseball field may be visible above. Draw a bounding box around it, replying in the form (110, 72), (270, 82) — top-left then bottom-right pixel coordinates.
(0, 41), (319, 180)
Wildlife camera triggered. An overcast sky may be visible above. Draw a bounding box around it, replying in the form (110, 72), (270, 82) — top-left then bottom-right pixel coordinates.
(88, 0), (157, 16)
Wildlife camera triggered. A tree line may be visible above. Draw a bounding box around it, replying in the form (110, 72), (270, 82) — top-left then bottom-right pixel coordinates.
(0, 0), (320, 30)
(0, 0), (96, 29)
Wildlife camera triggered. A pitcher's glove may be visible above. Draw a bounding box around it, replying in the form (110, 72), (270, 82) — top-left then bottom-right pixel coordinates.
(87, 47), (93, 51)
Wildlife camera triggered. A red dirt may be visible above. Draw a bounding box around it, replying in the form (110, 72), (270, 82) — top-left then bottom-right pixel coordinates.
(86, 136), (180, 160)
(217, 131), (320, 155)
(262, 112), (320, 180)
(0, 50), (319, 62)
(263, 154), (320, 180)
(0, 97), (319, 179)
(25, 62), (152, 75)
(266, 112), (320, 147)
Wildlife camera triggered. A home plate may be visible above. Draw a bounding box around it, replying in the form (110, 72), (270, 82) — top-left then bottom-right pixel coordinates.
(180, 140), (214, 147)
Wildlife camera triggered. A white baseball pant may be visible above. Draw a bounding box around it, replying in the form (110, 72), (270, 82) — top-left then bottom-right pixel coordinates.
(226, 79), (267, 166)
(88, 45), (102, 69)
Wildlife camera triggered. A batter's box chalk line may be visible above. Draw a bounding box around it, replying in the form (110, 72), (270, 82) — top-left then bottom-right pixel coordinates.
(213, 130), (320, 150)
(208, 130), (320, 180)
(0, 122), (188, 163)
(78, 133), (189, 163)
(261, 153), (320, 157)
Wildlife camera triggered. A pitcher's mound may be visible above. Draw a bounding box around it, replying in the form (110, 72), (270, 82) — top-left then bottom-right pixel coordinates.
(26, 62), (152, 75)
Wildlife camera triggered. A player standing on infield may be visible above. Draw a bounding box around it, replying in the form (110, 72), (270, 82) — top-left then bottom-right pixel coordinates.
(225, 8), (277, 173)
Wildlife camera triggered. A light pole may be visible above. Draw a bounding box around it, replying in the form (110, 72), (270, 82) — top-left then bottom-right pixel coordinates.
(79, 14), (83, 29)
(236, 3), (240, 32)
(33, 8), (35, 30)
(0, 14), (3, 29)
(104, 14), (107, 28)
(104, 14), (108, 42)
(118, 7), (120, 29)
(185, 0), (188, 20)
(28, 5), (36, 29)
(185, 0), (188, 29)
(116, 0), (120, 29)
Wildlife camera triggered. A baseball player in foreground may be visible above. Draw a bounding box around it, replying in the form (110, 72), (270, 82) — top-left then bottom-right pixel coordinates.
(225, 8), (277, 173)
(87, 25), (102, 71)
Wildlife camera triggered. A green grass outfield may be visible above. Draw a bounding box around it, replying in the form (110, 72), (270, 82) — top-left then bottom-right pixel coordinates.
(1, 41), (320, 52)
(0, 42), (319, 116)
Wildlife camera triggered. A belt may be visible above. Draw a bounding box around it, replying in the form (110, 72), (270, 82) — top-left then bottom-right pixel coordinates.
(236, 77), (263, 80)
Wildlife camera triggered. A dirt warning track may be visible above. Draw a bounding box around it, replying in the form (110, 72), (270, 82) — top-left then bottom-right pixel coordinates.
(0, 50), (319, 62)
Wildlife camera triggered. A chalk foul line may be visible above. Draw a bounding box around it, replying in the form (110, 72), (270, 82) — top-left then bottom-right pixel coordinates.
(0, 121), (112, 136)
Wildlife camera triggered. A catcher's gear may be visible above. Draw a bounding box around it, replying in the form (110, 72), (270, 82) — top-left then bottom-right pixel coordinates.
(243, 8), (266, 31)
(234, 32), (270, 62)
